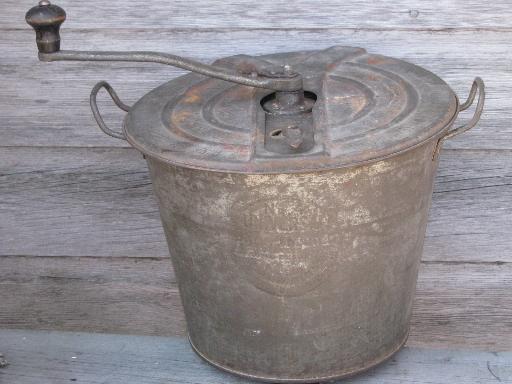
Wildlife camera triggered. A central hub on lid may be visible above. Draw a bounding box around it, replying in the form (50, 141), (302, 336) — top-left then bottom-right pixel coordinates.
(123, 46), (457, 173)
(261, 89), (317, 154)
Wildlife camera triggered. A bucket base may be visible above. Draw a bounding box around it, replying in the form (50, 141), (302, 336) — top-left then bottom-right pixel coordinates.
(188, 330), (409, 383)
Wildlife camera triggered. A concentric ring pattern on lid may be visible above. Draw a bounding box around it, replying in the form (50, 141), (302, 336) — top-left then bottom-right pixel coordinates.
(124, 46), (458, 173)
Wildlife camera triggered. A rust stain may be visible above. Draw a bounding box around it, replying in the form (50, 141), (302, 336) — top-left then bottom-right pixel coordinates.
(183, 93), (201, 104)
(172, 110), (192, 124)
(326, 62), (339, 71)
(350, 96), (367, 111)
(366, 56), (388, 66)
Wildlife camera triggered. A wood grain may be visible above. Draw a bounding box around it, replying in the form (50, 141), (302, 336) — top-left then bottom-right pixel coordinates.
(411, 262), (512, 351)
(1, 329), (511, 384)
(2, 147), (511, 262)
(0, 256), (185, 336)
(6, 0), (512, 30)
(425, 150), (512, 262)
(2, 29), (509, 148)
(0, 256), (511, 350)
(0, 148), (165, 258)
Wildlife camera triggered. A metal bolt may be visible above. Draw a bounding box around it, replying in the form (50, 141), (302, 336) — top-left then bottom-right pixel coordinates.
(39, 0), (51, 6)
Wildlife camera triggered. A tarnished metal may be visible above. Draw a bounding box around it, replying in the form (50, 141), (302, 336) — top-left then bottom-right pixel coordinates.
(39, 50), (304, 92)
(432, 77), (485, 159)
(123, 47), (458, 173)
(90, 81), (131, 140)
(26, 1), (312, 152)
(147, 141), (438, 382)
(25, 1), (303, 92)
(26, 2), (487, 383)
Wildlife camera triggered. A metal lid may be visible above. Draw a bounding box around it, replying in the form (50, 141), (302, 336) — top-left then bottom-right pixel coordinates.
(124, 46), (457, 173)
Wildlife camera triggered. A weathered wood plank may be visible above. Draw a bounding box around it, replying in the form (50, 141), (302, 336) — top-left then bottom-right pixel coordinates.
(0, 330), (511, 384)
(411, 262), (512, 351)
(0, 148), (165, 258)
(425, 150), (512, 262)
(2, 29), (510, 148)
(4, 0), (512, 30)
(0, 257), (185, 336)
(1, 147), (511, 262)
(0, 257), (511, 350)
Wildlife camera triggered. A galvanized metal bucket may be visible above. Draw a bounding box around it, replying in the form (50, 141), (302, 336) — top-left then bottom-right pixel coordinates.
(108, 67), (484, 383)
(27, 3), (485, 382)
(146, 143), (436, 382)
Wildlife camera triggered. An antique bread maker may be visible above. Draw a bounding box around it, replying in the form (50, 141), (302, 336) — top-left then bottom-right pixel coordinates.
(26, 2), (485, 382)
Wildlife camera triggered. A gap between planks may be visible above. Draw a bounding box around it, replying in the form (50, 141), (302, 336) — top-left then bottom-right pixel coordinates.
(7, 27), (512, 33)
(2, 147), (512, 152)
(0, 255), (510, 266)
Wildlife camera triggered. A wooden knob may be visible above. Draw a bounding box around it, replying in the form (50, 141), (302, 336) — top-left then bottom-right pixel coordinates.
(26, 1), (66, 53)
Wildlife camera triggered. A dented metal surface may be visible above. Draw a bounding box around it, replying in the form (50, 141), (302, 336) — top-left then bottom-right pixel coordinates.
(147, 141), (438, 382)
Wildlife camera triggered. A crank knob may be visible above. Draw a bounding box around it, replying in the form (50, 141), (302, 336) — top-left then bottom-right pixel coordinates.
(26, 1), (66, 53)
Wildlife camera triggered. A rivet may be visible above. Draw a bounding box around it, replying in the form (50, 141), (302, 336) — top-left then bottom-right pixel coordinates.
(39, 0), (51, 6)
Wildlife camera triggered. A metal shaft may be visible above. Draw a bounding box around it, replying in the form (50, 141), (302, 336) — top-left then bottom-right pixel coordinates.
(26, 1), (303, 92)
(38, 50), (303, 92)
